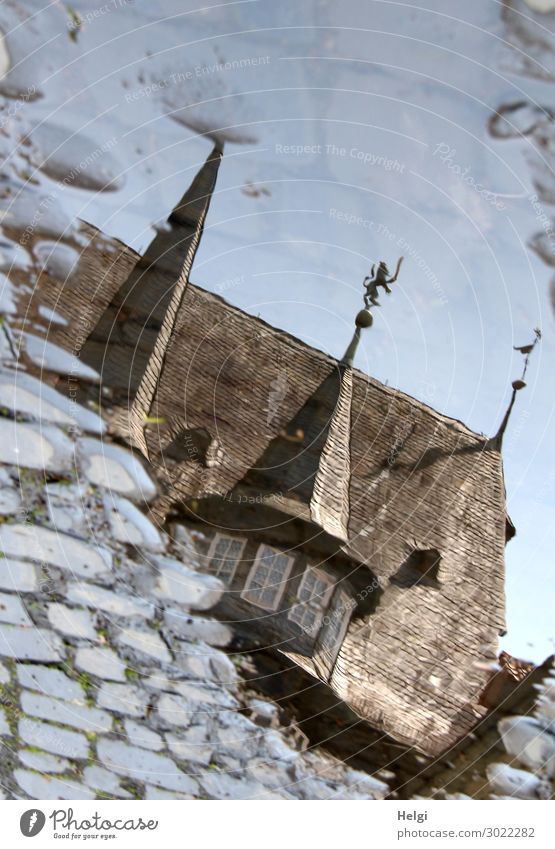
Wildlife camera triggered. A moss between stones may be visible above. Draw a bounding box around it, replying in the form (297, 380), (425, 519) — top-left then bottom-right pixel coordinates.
(96, 790), (112, 800)
(0, 679), (21, 736)
(74, 671), (96, 706)
(120, 779), (143, 799)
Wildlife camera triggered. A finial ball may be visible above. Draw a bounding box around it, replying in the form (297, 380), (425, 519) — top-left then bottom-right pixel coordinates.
(355, 308), (373, 328)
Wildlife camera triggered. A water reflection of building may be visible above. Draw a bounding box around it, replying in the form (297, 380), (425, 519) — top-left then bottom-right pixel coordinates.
(35, 145), (513, 758)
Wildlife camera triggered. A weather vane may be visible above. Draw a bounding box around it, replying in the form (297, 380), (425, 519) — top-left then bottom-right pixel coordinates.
(363, 256), (404, 308)
(341, 255), (404, 367)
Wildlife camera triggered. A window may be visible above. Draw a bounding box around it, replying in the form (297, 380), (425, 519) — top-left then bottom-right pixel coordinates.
(207, 534), (246, 582)
(288, 568), (335, 636)
(241, 544), (294, 610)
(314, 587), (353, 678)
(296, 568), (335, 606)
(288, 603), (322, 636)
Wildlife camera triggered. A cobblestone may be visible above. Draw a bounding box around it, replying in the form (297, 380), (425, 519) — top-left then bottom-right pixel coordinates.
(19, 748), (71, 774)
(487, 763), (544, 799)
(174, 641), (238, 686)
(82, 765), (133, 799)
(77, 438), (157, 502)
(117, 627), (172, 663)
(0, 660), (10, 683)
(97, 682), (149, 718)
(75, 646), (126, 681)
(18, 717), (89, 759)
(66, 582), (153, 618)
(247, 759), (292, 792)
(15, 769), (96, 800)
(217, 724), (262, 759)
(47, 603), (97, 640)
(0, 524), (112, 579)
(262, 729), (299, 762)
(164, 611), (232, 646)
(0, 369), (105, 434)
(104, 493), (165, 551)
(0, 558), (38, 593)
(498, 716), (555, 777)
(0, 591), (32, 626)
(16, 664), (84, 701)
(0, 419), (74, 474)
(153, 558), (223, 609)
(0, 488), (21, 514)
(145, 785), (194, 800)
(165, 727), (212, 766)
(97, 738), (199, 794)
(125, 719), (163, 751)
(200, 772), (283, 800)
(156, 693), (195, 728)
(20, 691), (113, 733)
(0, 625), (65, 661)
(45, 483), (88, 535)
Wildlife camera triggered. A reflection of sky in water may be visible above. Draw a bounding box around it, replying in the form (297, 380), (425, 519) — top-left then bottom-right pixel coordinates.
(1, 0), (554, 661)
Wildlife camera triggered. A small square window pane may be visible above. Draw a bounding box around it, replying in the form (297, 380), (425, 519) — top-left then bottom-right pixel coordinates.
(297, 568), (334, 607)
(241, 544), (293, 610)
(288, 603), (323, 636)
(207, 534), (246, 582)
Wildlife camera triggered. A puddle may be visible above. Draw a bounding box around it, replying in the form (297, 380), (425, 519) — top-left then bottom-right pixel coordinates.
(0, 3), (49, 100)
(0, 270), (16, 314)
(0, 185), (74, 243)
(33, 241), (79, 283)
(37, 304), (68, 326)
(0, 238), (30, 271)
(21, 332), (101, 382)
(0, 0), (553, 664)
(489, 102), (554, 139)
(24, 122), (125, 192)
(501, 0), (555, 80)
(523, 1), (555, 12)
(164, 79), (259, 146)
(0, 29), (9, 80)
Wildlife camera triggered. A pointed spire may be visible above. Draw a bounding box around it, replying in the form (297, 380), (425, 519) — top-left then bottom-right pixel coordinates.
(125, 143), (223, 458)
(223, 364), (353, 542)
(80, 143), (223, 396)
(136, 142), (223, 278)
(493, 328), (541, 449)
(340, 309), (373, 367)
(310, 366), (353, 539)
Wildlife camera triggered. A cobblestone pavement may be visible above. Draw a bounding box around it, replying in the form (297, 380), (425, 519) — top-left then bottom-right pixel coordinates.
(0, 326), (389, 801)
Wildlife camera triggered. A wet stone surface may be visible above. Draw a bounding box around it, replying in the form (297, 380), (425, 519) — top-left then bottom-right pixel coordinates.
(0, 345), (390, 800)
(75, 646), (127, 682)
